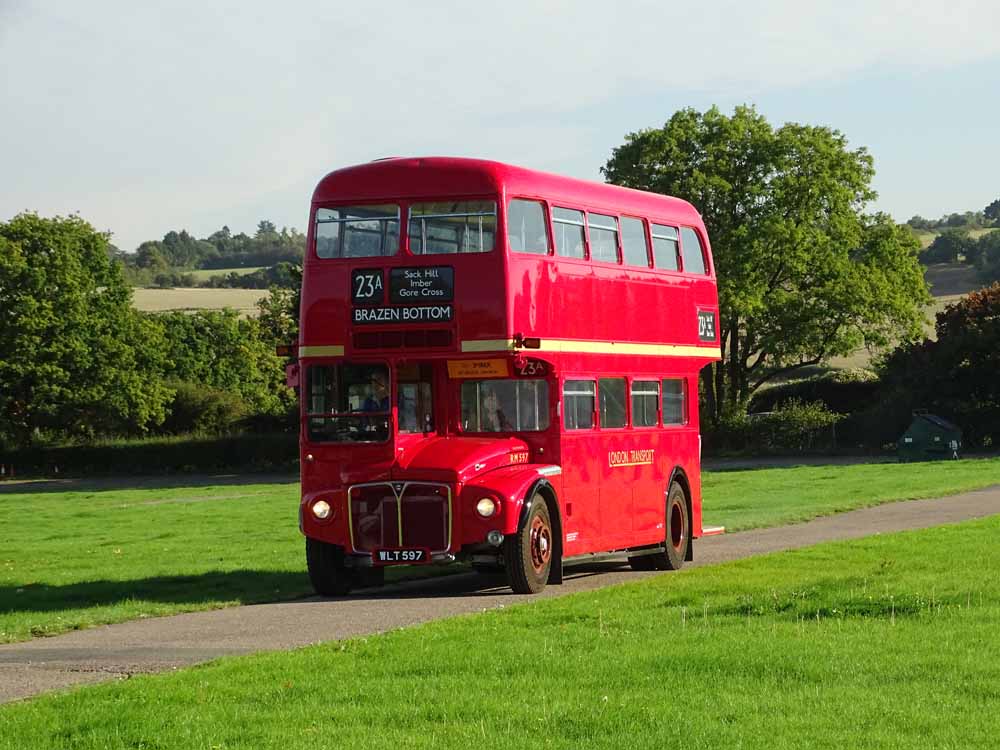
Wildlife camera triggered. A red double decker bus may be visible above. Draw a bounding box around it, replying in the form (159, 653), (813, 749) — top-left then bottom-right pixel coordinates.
(296, 157), (720, 595)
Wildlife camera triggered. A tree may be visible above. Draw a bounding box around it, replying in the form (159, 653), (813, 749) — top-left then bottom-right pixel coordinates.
(0, 214), (172, 446)
(975, 230), (1000, 283)
(603, 106), (929, 421)
(151, 309), (292, 417)
(256, 265), (302, 346)
(922, 228), (974, 264)
(881, 284), (1000, 448)
(985, 198), (1000, 226)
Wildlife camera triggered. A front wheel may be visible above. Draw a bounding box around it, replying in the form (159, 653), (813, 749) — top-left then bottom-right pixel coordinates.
(504, 495), (553, 594)
(305, 538), (353, 596)
(629, 481), (689, 571)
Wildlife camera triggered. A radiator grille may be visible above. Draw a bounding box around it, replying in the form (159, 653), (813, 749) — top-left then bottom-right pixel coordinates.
(348, 482), (451, 554)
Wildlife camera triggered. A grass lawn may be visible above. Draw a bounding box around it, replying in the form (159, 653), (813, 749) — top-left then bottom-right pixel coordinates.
(703, 457), (1000, 532)
(0, 481), (305, 643)
(2, 515), (999, 748)
(2, 458), (998, 644)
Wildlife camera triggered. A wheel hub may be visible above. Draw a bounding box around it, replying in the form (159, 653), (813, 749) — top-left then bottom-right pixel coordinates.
(529, 515), (552, 573)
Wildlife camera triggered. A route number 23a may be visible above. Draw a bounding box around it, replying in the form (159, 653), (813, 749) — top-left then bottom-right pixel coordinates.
(352, 270), (384, 303)
(515, 359), (546, 376)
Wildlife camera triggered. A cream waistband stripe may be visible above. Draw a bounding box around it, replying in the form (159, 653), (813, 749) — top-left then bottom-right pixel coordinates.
(461, 338), (721, 358)
(299, 345), (345, 357)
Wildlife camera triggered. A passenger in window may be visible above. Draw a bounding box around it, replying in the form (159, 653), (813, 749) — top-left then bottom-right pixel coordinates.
(362, 374), (390, 412)
(482, 385), (514, 432)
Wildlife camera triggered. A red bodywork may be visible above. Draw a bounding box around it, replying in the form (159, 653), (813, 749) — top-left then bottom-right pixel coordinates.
(298, 157), (720, 565)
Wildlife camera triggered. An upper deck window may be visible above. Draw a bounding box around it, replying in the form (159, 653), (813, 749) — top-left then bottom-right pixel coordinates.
(621, 216), (650, 267)
(552, 207), (586, 259)
(315, 205), (399, 258)
(651, 223), (680, 271)
(680, 227), (708, 274)
(588, 214), (620, 264)
(507, 199), (549, 255)
(408, 201), (496, 254)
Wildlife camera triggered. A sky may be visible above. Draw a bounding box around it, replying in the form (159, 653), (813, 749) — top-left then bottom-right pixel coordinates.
(2, 0), (999, 253)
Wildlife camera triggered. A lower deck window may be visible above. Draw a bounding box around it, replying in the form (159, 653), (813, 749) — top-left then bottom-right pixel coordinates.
(631, 380), (659, 427)
(662, 378), (686, 425)
(563, 380), (596, 430)
(306, 363), (390, 442)
(599, 378), (626, 428)
(461, 379), (549, 432)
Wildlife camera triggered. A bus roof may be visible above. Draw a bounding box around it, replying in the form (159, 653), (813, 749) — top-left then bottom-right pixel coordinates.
(312, 157), (703, 226)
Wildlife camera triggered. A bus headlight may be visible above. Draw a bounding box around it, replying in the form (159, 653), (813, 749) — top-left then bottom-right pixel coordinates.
(476, 497), (497, 518)
(312, 500), (332, 520)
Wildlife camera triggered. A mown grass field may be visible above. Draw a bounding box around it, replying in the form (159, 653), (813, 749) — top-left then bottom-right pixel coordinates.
(131, 287), (268, 316)
(703, 458), (1000, 531)
(3, 515), (999, 748)
(2, 459), (998, 644)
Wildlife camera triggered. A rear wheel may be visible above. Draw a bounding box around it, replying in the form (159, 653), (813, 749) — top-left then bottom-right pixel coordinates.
(629, 481), (689, 571)
(305, 538), (353, 596)
(504, 495), (553, 594)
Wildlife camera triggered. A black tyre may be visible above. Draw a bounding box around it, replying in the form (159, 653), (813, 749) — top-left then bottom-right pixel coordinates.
(628, 481), (689, 572)
(504, 495), (553, 594)
(305, 538), (353, 596)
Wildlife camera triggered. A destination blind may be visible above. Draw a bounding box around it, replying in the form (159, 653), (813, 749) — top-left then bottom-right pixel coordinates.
(353, 305), (453, 324)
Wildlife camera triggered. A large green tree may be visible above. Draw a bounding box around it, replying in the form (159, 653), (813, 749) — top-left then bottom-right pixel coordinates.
(0, 214), (171, 446)
(603, 106), (929, 421)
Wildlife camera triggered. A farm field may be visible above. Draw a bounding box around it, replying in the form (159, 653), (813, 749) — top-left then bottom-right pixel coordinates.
(827, 261), (985, 370)
(2, 515), (999, 748)
(2, 459), (999, 644)
(913, 226), (998, 248)
(131, 287), (268, 316)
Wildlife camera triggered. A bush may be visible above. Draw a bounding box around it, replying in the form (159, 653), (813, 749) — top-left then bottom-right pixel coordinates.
(703, 400), (841, 455)
(153, 271), (197, 288)
(0, 432), (299, 477)
(161, 380), (248, 434)
(750, 369), (880, 415)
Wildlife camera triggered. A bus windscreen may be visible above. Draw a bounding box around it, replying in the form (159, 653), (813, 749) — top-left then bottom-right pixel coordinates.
(306, 364), (390, 442)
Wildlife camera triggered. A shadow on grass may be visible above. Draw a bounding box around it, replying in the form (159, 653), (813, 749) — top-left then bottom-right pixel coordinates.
(1, 560), (640, 621)
(0, 570), (313, 615)
(0, 472), (298, 496)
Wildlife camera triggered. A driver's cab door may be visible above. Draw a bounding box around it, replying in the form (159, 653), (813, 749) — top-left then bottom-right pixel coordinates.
(395, 362), (436, 446)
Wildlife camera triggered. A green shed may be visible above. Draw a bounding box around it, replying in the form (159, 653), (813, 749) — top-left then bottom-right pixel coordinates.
(898, 411), (962, 462)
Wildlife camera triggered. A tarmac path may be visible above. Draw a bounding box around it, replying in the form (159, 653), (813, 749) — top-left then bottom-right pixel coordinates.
(2, 485), (999, 704)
